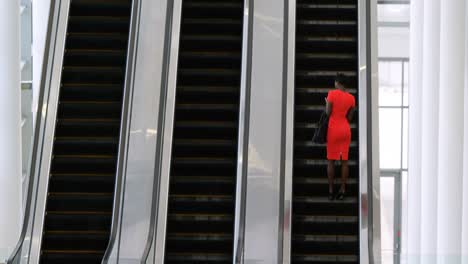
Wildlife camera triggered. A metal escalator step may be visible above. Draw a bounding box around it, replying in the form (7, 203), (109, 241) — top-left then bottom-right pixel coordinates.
(292, 254), (358, 263)
(39, 2), (131, 262)
(180, 35), (242, 52)
(184, 1), (243, 8)
(168, 195), (234, 214)
(165, 252), (232, 263)
(46, 192), (114, 212)
(42, 231), (110, 251)
(70, 0), (132, 17)
(58, 101), (123, 119)
(41, 250), (105, 264)
(51, 155), (117, 174)
(64, 49), (126, 67)
(44, 211), (112, 232)
(164, 0), (243, 261)
(181, 34), (241, 42)
(55, 118), (121, 137)
(49, 173), (115, 193)
(53, 137), (118, 155)
(182, 18), (242, 26)
(60, 83), (123, 101)
(293, 215), (358, 236)
(61, 66), (125, 83)
(292, 0), (359, 261)
(166, 233), (233, 254)
(66, 32), (128, 50)
(179, 51), (241, 69)
(68, 16), (131, 33)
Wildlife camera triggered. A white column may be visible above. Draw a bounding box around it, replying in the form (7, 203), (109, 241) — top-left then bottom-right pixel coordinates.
(419, 1), (440, 263)
(0, 0), (23, 260)
(436, 0), (466, 263)
(32, 0), (52, 124)
(407, 0), (424, 262)
(462, 2), (468, 261)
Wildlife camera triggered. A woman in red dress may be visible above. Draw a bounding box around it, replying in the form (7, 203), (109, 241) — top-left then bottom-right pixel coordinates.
(325, 74), (356, 200)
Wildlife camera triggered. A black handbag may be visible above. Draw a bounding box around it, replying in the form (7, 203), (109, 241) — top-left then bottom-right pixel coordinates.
(312, 110), (329, 144)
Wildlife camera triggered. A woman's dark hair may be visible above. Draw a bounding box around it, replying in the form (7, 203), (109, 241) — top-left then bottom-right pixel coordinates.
(335, 73), (347, 87)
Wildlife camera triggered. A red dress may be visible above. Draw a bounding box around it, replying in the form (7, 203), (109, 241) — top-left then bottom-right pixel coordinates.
(326, 89), (356, 161)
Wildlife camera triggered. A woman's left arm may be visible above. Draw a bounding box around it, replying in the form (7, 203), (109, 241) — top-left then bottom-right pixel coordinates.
(325, 98), (332, 116)
(347, 107), (355, 122)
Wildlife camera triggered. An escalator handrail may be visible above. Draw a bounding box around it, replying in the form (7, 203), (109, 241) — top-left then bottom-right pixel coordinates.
(7, 0), (60, 263)
(101, 0), (142, 262)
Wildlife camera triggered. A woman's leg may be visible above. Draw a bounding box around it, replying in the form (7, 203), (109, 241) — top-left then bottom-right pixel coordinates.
(327, 160), (335, 193)
(340, 160), (349, 193)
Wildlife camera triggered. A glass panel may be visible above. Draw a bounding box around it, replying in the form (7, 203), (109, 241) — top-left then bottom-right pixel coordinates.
(400, 171), (408, 264)
(378, 4), (410, 23)
(402, 109), (408, 169)
(379, 61), (403, 106)
(378, 27), (410, 58)
(403, 61), (409, 106)
(381, 177), (395, 264)
(380, 109), (402, 169)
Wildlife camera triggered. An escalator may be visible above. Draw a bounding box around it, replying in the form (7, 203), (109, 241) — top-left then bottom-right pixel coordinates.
(39, 1), (132, 263)
(164, 0), (244, 263)
(291, 1), (359, 263)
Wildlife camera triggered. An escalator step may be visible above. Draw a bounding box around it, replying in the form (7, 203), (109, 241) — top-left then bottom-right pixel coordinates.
(291, 0), (359, 262)
(53, 137), (118, 155)
(49, 173), (115, 193)
(39, 1), (131, 263)
(42, 231), (110, 251)
(44, 212), (111, 231)
(164, 0), (243, 262)
(60, 83), (124, 101)
(46, 192), (113, 212)
(66, 33), (128, 50)
(167, 214), (233, 233)
(55, 118), (121, 137)
(41, 250), (105, 264)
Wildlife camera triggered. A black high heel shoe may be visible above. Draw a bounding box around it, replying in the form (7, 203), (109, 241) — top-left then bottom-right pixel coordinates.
(335, 190), (345, 200)
(328, 190), (335, 201)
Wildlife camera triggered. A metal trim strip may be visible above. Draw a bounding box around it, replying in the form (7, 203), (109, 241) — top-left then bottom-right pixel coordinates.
(281, 0), (296, 261)
(233, 0), (254, 262)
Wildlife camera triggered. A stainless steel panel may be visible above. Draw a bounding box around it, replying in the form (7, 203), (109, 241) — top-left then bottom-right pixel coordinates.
(243, 0), (285, 263)
(281, 0), (295, 262)
(233, 0), (253, 262)
(150, 0), (182, 262)
(358, 0), (381, 263)
(113, 0), (169, 262)
(101, 0), (148, 262)
(28, 1), (70, 263)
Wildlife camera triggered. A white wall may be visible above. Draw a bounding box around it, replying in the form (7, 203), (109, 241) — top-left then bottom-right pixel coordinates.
(32, 0), (51, 118)
(378, 27), (410, 58)
(0, 0), (22, 261)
